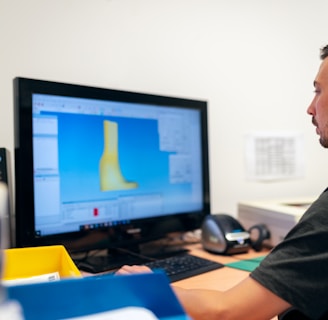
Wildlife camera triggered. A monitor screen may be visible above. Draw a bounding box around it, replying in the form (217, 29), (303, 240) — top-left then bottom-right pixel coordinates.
(14, 77), (210, 266)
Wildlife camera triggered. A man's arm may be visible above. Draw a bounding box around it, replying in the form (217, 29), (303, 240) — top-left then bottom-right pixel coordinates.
(116, 265), (291, 320)
(173, 276), (291, 320)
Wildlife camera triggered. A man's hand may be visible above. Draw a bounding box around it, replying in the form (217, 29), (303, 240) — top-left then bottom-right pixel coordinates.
(115, 265), (152, 275)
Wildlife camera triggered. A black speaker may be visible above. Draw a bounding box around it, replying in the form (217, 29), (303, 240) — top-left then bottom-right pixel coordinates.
(0, 147), (14, 247)
(0, 148), (9, 184)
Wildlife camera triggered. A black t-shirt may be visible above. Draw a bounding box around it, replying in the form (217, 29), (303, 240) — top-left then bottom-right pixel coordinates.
(251, 189), (328, 320)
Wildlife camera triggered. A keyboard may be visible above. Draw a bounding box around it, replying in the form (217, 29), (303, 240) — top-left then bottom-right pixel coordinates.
(74, 252), (224, 282)
(144, 254), (224, 282)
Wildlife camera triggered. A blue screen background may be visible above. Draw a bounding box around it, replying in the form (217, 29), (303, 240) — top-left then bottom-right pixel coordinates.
(52, 112), (194, 213)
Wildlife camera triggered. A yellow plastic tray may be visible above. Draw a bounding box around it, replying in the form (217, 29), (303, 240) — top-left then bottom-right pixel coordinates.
(2, 245), (81, 281)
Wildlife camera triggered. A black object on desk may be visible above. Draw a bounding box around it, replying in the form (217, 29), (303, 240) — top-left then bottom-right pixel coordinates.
(0, 148), (9, 184)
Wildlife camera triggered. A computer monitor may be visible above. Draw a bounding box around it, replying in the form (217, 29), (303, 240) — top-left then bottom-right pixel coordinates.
(13, 77), (210, 267)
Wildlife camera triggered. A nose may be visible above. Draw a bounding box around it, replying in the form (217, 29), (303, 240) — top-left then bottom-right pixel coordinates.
(307, 98), (315, 116)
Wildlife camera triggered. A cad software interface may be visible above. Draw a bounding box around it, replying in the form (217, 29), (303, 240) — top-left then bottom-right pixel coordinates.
(32, 93), (204, 236)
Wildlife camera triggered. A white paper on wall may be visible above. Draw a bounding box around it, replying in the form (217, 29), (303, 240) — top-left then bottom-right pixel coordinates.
(244, 131), (305, 181)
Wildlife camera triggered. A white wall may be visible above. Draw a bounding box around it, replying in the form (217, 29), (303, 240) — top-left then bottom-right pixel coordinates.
(1, 0), (328, 216)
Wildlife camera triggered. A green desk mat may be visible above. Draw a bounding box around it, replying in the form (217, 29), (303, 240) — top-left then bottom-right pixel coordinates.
(225, 256), (266, 272)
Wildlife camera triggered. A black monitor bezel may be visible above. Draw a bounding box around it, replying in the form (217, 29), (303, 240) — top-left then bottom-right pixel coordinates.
(13, 77), (211, 253)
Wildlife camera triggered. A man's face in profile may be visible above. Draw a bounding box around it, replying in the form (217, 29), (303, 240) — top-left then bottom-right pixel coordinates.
(307, 57), (328, 148)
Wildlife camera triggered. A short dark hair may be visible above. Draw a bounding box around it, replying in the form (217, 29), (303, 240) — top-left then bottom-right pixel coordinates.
(320, 45), (328, 60)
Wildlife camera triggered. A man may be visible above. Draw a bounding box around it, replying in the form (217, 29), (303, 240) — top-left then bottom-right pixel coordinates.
(116, 45), (328, 320)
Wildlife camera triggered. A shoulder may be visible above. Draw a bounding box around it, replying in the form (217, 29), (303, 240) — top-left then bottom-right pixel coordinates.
(297, 189), (328, 227)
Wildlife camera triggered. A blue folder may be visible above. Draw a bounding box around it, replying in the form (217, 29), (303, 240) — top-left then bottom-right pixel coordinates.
(7, 272), (190, 320)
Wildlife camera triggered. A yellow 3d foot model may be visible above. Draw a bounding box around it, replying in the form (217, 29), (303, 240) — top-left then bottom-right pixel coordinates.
(99, 120), (138, 191)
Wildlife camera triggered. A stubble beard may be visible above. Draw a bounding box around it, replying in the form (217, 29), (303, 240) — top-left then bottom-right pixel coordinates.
(319, 123), (328, 148)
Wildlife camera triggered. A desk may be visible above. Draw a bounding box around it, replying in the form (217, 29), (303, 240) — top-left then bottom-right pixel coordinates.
(174, 243), (267, 290)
